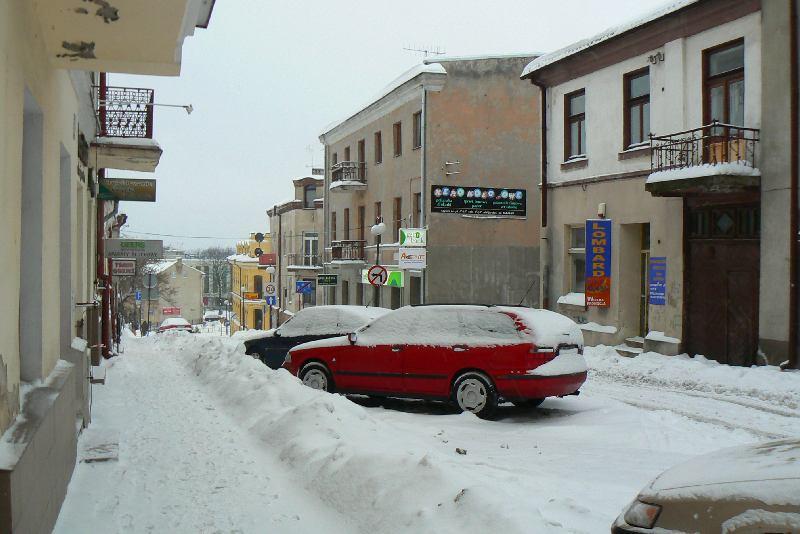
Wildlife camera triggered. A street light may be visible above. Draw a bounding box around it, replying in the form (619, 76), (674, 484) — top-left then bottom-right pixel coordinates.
(370, 219), (386, 307)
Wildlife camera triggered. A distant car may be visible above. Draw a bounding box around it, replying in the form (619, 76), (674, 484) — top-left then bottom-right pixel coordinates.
(612, 438), (800, 533)
(284, 305), (586, 418)
(244, 305), (391, 369)
(157, 317), (193, 333)
(203, 311), (222, 322)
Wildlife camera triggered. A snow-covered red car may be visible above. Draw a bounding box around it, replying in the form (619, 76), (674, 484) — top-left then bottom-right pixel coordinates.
(283, 305), (586, 418)
(157, 317), (193, 333)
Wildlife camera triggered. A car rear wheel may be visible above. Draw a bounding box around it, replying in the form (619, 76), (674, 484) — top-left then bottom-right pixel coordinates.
(452, 372), (497, 419)
(299, 362), (334, 393)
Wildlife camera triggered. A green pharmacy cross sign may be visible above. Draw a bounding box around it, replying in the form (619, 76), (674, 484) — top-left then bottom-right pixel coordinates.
(399, 228), (427, 247)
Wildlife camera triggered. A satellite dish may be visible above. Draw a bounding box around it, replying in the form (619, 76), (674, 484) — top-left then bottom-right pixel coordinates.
(255, 247), (263, 256)
(254, 232), (264, 243)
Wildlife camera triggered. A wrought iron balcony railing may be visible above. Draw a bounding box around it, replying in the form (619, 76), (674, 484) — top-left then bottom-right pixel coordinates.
(95, 85), (154, 138)
(331, 161), (367, 184)
(286, 253), (321, 268)
(650, 122), (759, 174)
(331, 240), (366, 261)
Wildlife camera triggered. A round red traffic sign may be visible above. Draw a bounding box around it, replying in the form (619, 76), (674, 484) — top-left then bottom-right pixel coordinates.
(367, 264), (388, 287)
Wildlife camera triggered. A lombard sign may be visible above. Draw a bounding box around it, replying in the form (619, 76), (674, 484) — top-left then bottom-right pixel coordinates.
(399, 228), (427, 247)
(585, 219), (612, 307)
(431, 185), (526, 216)
(398, 248), (426, 269)
(105, 239), (163, 259)
(98, 178), (156, 202)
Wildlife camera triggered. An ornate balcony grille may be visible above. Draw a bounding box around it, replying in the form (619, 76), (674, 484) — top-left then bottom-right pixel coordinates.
(650, 122), (759, 174)
(331, 240), (366, 261)
(95, 85), (154, 138)
(331, 161), (367, 184)
(286, 253), (321, 267)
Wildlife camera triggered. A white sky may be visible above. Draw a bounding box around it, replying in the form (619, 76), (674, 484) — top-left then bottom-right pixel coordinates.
(114, 0), (667, 251)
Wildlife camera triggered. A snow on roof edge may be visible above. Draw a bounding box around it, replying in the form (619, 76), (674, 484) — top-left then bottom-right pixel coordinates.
(423, 52), (541, 64)
(520, 0), (701, 79)
(319, 62), (447, 138)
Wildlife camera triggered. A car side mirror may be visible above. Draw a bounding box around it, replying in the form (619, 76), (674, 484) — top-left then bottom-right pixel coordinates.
(348, 332), (357, 345)
(274, 329), (281, 337)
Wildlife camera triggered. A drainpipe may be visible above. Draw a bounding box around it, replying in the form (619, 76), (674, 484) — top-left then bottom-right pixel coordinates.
(787, 0), (799, 370)
(277, 210), (282, 324)
(420, 88), (428, 304)
(533, 80), (550, 310)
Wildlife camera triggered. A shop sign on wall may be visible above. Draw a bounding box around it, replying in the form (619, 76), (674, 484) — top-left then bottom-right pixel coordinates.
(398, 248), (427, 269)
(648, 257), (667, 306)
(430, 185), (526, 216)
(585, 219), (612, 307)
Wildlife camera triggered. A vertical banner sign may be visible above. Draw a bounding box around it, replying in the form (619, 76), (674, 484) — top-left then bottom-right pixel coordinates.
(648, 257), (667, 305)
(585, 219), (612, 307)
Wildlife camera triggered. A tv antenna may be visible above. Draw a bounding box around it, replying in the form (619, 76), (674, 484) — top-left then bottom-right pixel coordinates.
(305, 144), (325, 176)
(403, 44), (446, 58)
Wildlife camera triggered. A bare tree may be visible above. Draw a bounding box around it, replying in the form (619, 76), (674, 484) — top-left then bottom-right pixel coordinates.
(193, 246), (234, 310)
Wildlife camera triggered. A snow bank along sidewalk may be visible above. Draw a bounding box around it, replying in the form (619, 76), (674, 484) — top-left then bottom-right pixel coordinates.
(586, 345), (800, 411)
(159, 333), (565, 534)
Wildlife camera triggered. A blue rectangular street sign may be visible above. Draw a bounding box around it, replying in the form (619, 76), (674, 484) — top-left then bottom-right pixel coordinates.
(648, 257), (667, 305)
(295, 280), (314, 294)
(266, 296), (277, 305)
(135, 290), (142, 301)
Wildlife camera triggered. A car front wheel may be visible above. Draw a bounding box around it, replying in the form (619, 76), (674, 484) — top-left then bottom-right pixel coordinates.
(452, 372), (497, 419)
(299, 362), (334, 393)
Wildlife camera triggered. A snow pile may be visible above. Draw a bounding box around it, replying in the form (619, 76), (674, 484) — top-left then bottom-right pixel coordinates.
(158, 335), (556, 533)
(580, 322), (617, 334)
(722, 510), (800, 534)
(557, 292), (585, 307)
(586, 346), (800, 409)
(646, 162), (760, 184)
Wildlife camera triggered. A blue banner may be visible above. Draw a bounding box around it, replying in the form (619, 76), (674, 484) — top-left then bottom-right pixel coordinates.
(585, 219), (612, 307)
(648, 257), (667, 305)
(295, 280), (314, 294)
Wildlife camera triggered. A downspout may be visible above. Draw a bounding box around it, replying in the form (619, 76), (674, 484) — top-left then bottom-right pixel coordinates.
(277, 210), (282, 323)
(532, 80), (550, 310)
(420, 87), (427, 304)
(787, 0), (799, 370)
(98, 72), (111, 358)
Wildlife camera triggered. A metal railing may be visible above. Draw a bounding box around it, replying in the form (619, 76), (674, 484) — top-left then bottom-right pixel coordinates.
(95, 85), (154, 138)
(331, 161), (367, 184)
(286, 253), (321, 267)
(331, 240), (366, 261)
(650, 122), (759, 173)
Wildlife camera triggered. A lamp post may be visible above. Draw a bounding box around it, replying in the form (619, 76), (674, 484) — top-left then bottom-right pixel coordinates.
(370, 218), (386, 307)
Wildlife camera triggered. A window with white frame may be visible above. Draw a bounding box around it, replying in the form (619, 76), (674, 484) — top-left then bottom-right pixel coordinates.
(568, 226), (586, 292)
(303, 232), (319, 266)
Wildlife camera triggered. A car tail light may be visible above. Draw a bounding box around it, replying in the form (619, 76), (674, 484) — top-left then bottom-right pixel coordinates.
(526, 346), (555, 368)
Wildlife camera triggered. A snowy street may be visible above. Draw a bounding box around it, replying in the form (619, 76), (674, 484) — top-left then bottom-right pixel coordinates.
(55, 333), (800, 533)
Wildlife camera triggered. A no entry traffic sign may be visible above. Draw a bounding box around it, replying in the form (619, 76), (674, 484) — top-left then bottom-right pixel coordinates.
(367, 265), (388, 287)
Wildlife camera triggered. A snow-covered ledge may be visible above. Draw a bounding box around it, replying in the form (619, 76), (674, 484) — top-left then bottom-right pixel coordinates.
(557, 292), (585, 307)
(644, 330), (682, 356)
(646, 162), (760, 196)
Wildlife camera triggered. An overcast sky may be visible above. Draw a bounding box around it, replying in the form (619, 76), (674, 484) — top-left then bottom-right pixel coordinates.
(114, 0), (667, 251)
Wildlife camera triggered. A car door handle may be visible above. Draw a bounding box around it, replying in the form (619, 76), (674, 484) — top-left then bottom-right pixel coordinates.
(391, 345), (403, 352)
(453, 345), (468, 352)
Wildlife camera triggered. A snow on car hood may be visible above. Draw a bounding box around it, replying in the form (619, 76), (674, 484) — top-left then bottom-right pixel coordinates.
(496, 307), (583, 348)
(290, 335), (351, 353)
(644, 438), (800, 505)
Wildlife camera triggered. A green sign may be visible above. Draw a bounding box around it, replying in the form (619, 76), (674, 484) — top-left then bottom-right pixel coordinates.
(98, 178), (157, 202)
(399, 227), (427, 247)
(317, 274), (339, 286)
(360, 269), (404, 287)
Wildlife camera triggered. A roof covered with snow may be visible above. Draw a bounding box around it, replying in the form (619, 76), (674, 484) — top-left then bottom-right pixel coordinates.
(142, 260), (176, 274)
(423, 52), (539, 64)
(227, 254), (258, 263)
(521, 0), (700, 79)
(277, 305), (390, 337)
(320, 63), (447, 138)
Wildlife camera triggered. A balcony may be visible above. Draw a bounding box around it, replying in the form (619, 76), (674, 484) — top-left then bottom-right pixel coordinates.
(90, 85), (163, 172)
(286, 253), (322, 271)
(330, 161), (367, 192)
(646, 122), (760, 197)
(330, 240), (366, 263)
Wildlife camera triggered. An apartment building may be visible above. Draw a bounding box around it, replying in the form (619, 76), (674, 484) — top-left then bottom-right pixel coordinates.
(142, 258), (205, 326)
(319, 56), (541, 309)
(229, 233), (272, 332)
(0, 1), (214, 531)
(267, 177), (325, 323)
(521, 0), (796, 368)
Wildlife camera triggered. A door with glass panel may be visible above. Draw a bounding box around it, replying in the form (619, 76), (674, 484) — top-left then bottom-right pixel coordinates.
(704, 40), (744, 163)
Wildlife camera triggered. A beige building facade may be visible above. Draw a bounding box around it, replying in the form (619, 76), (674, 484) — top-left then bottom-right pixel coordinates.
(229, 233), (273, 332)
(319, 57), (541, 310)
(268, 177), (325, 323)
(0, 2), (213, 531)
(522, 0), (794, 367)
(143, 259), (205, 327)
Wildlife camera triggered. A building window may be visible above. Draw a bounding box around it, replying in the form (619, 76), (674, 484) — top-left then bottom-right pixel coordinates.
(332, 152), (338, 165)
(568, 225), (586, 293)
(413, 192), (421, 227)
(412, 111), (422, 149)
(393, 196), (402, 240)
(357, 139), (366, 180)
(705, 40), (745, 127)
(374, 131), (382, 164)
(374, 201), (382, 244)
(624, 68), (650, 147)
(331, 211), (337, 241)
(344, 145), (351, 162)
(253, 275), (263, 298)
(343, 208), (350, 240)
(303, 232), (319, 266)
(393, 122), (402, 157)
(358, 205), (365, 241)
(565, 90), (586, 159)
(303, 185), (316, 208)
